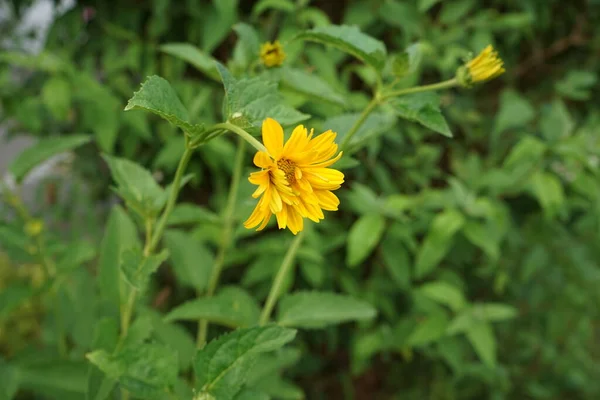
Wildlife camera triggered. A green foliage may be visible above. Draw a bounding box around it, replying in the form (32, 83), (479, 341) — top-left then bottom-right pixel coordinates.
(2, 1), (600, 399)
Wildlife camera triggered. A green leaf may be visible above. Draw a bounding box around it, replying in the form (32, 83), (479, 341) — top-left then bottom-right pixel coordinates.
(465, 322), (496, 367)
(386, 43), (422, 78)
(475, 303), (518, 322)
(121, 248), (169, 291)
(216, 63), (309, 129)
(281, 67), (346, 106)
(102, 155), (166, 218)
(294, 25), (387, 70)
(328, 112), (397, 151)
(98, 206), (141, 314)
(9, 135), (91, 183)
(529, 171), (565, 219)
(232, 23), (261, 71)
(160, 43), (220, 81)
(41, 76), (71, 120)
(125, 75), (205, 136)
(494, 89), (535, 133)
(418, 281), (466, 312)
(346, 214), (387, 267)
(503, 136), (547, 169)
(406, 312), (449, 347)
(414, 209), (465, 279)
(87, 343), (178, 399)
(163, 230), (213, 291)
(555, 69), (597, 100)
(165, 286), (260, 328)
(277, 291), (377, 329)
(252, 0), (296, 17)
(167, 203), (221, 226)
(390, 92), (452, 137)
(381, 237), (411, 288)
(540, 99), (574, 142)
(194, 325), (297, 400)
(18, 360), (88, 398)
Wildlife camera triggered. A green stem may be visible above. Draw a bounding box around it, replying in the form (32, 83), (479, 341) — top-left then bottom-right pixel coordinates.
(212, 122), (268, 155)
(382, 78), (458, 100)
(120, 145), (194, 339)
(148, 146), (194, 253)
(259, 231), (305, 326)
(197, 138), (247, 348)
(340, 97), (380, 153)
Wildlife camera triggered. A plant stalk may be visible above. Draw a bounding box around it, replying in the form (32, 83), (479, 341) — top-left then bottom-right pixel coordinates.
(382, 78), (458, 100)
(340, 97), (380, 152)
(197, 138), (246, 348)
(212, 122), (268, 155)
(259, 231), (305, 326)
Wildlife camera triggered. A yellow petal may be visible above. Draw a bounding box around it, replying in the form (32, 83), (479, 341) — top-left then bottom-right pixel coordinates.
(253, 151), (273, 168)
(262, 118), (284, 158)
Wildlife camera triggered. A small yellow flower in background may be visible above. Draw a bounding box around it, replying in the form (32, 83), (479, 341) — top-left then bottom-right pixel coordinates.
(260, 41), (286, 67)
(24, 219), (43, 237)
(244, 118), (344, 235)
(457, 45), (505, 87)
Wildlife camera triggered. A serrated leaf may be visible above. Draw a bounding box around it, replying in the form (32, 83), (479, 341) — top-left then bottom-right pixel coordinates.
(294, 25), (387, 70)
(418, 281), (466, 312)
(390, 92), (452, 137)
(165, 286), (260, 328)
(160, 43), (220, 81)
(346, 214), (386, 267)
(194, 325), (297, 400)
(87, 343), (178, 399)
(277, 291), (377, 329)
(414, 209), (465, 279)
(163, 230), (213, 291)
(281, 67), (346, 106)
(121, 248), (170, 291)
(494, 89), (535, 133)
(216, 63), (309, 129)
(86, 318), (119, 400)
(125, 75), (205, 136)
(232, 23), (261, 71)
(9, 135), (91, 183)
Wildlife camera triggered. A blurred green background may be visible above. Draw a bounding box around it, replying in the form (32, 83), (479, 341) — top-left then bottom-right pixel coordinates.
(1, 0), (600, 399)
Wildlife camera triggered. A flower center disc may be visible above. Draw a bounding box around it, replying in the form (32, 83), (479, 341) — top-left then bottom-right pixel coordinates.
(277, 158), (296, 183)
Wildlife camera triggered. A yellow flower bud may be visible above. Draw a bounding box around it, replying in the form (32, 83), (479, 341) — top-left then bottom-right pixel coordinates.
(260, 41), (286, 68)
(24, 219), (43, 237)
(457, 45), (505, 87)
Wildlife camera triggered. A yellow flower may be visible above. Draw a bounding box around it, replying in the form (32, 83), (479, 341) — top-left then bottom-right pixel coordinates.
(244, 118), (344, 235)
(260, 41), (286, 67)
(24, 219), (43, 237)
(459, 45), (505, 86)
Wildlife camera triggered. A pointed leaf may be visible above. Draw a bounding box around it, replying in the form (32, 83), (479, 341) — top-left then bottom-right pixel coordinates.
(216, 63), (309, 129)
(281, 67), (346, 106)
(165, 286), (260, 328)
(294, 25), (387, 70)
(390, 92), (452, 137)
(9, 135), (91, 183)
(163, 230), (213, 291)
(465, 322), (497, 367)
(160, 43), (219, 81)
(277, 291), (377, 329)
(346, 214), (386, 267)
(125, 75), (204, 136)
(194, 325), (297, 400)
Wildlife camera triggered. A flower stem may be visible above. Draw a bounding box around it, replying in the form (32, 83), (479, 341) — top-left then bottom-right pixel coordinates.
(382, 78), (458, 100)
(340, 97), (380, 153)
(259, 231), (305, 326)
(197, 138), (246, 348)
(212, 122), (268, 155)
(120, 144), (194, 339)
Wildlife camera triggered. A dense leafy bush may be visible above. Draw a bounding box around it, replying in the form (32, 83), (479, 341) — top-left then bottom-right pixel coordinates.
(1, 0), (599, 399)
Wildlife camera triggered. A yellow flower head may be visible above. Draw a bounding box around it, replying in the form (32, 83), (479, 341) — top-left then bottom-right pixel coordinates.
(260, 41), (286, 68)
(459, 45), (505, 86)
(244, 118), (344, 235)
(24, 219), (43, 237)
